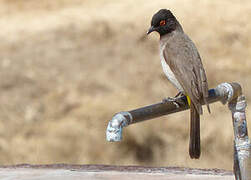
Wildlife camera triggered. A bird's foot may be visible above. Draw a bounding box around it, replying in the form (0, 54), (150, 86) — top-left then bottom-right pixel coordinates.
(162, 92), (186, 108)
(162, 97), (181, 108)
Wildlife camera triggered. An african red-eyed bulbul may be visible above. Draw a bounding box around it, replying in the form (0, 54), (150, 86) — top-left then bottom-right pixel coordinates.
(147, 9), (210, 159)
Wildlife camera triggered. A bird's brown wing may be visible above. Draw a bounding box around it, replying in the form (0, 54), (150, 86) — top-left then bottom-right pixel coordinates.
(163, 33), (210, 114)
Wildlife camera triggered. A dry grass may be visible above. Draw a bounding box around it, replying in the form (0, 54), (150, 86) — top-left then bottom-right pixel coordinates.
(0, 0), (251, 170)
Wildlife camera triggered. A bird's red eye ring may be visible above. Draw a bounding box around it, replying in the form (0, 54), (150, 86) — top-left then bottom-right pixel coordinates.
(160, 20), (166, 26)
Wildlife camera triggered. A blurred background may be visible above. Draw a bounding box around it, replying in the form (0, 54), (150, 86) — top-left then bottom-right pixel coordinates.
(0, 0), (251, 170)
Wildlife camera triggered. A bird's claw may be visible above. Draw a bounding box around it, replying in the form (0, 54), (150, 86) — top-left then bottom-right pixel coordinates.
(162, 97), (180, 108)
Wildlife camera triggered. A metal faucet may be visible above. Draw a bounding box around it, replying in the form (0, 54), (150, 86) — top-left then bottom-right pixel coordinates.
(106, 82), (251, 180)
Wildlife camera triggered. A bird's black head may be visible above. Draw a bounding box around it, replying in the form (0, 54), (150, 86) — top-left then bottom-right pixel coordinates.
(147, 9), (178, 36)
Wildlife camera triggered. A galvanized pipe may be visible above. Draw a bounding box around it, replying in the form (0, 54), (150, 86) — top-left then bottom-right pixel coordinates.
(229, 95), (251, 180)
(106, 82), (251, 180)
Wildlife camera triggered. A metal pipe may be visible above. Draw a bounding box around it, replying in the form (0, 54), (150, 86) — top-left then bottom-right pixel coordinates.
(228, 95), (250, 180)
(106, 86), (220, 142)
(106, 82), (251, 180)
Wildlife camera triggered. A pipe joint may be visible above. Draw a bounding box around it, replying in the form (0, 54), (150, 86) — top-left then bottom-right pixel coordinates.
(106, 111), (132, 142)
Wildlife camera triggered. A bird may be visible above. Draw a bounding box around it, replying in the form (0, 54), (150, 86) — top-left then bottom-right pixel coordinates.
(147, 9), (210, 159)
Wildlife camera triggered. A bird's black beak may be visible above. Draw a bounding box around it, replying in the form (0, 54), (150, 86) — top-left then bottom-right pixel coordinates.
(147, 26), (155, 35)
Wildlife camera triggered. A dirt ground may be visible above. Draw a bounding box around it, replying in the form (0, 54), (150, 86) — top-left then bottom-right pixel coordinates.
(0, 0), (251, 170)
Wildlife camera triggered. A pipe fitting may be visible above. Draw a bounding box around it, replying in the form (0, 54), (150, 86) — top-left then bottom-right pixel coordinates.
(106, 111), (132, 142)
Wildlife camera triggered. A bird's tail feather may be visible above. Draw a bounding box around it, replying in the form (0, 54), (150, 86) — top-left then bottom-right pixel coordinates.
(189, 102), (201, 159)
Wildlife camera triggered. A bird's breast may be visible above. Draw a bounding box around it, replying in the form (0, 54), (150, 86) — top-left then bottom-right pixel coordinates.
(160, 45), (184, 92)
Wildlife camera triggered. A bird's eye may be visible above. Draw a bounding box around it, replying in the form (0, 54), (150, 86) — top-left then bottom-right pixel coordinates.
(159, 20), (166, 26)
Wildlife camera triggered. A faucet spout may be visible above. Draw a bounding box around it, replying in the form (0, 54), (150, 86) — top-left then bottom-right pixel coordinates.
(106, 111), (132, 142)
